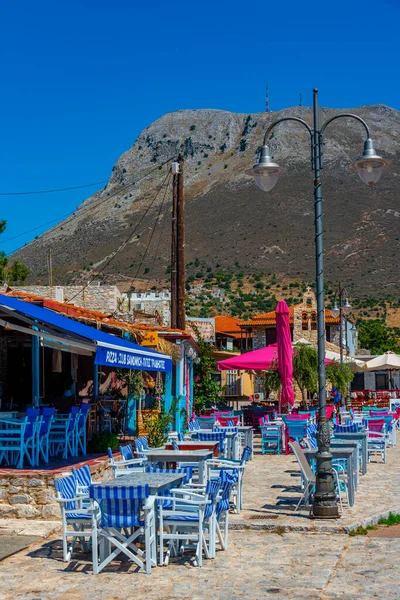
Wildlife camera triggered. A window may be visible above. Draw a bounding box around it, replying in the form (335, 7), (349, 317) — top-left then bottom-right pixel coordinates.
(302, 312), (309, 331)
(225, 370), (239, 396)
(265, 328), (277, 345)
(376, 372), (389, 390)
(311, 312), (317, 331)
(351, 372), (365, 391)
(326, 326), (331, 342)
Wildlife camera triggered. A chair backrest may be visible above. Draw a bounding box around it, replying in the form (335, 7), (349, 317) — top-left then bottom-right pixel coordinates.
(216, 472), (237, 515)
(171, 440), (179, 451)
(26, 408), (40, 418)
(41, 407), (56, 417)
(204, 478), (222, 519)
(219, 416), (239, 426)
(325, 406), (334, 419)
(89, 483), (149, 528)
(178, 432), (185, 441)
(40, 412), (54, 436)
(145, 465), (192, 485)
(334, 423), (361, 434)
(25, 414), (42, 439)
(139, 436), (149, 450)
(54, 473), (77, 511)
(107, 447), (114, 460)
(240, 445), (252, 464)
(0, 417), (27, 445)
(120, 444), (134, 461)
(285, 420), (308, 441)
(77, 403), (91, 429)
(193, 431), (227, 453)
(284, 414), (309, 421)
(72, 464), (92, 488)
(367, 419), (385, 433)
(214, 426), (238, 434)
(305, 425), (318, 448)
(188, 420), (199, 432)
(289, 441), (315, 483)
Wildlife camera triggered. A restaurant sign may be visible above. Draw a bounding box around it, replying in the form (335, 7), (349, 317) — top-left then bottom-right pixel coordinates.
(95, 346), (171, 373)
(186, 317), (215, 343)
(141, 330), (159, 347)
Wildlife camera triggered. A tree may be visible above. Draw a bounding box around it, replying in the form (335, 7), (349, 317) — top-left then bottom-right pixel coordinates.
(358, 320), (400, 354)
(0, 221), (29, 285)
(293, 343), (318, 403)
(326, 361), (354, 397)
(192, 324), (223, 414)
(262, 361), (281, 397)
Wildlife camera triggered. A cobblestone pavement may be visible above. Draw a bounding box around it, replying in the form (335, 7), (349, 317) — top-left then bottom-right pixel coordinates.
(231, 437), (400, 532)
(0, 530), (399, 599)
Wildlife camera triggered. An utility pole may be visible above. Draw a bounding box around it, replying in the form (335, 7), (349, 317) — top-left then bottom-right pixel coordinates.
(170, 162), (179, 328)
(176, 155), (186, 331)
(265, 85), (270, 113)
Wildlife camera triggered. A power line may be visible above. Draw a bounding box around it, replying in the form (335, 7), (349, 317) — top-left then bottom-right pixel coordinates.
(147, 178), (172, 285)
(0, 181), (108, 196)
(5, 156), (177, 253)
(65, 170), (172, 304)
(130, 172), (172, 291)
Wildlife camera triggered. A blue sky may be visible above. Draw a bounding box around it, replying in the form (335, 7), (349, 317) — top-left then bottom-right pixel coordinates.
(1, 0), (399, 255)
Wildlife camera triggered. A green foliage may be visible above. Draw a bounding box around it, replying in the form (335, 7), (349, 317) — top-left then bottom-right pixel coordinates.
(192, 324), (223, 413)
(293, 343), (318, 401)
(0, 221), (29, 285)
(239, 139), (247, 152)
(326, 362), (354, 396)
(377, 512), (400, 526)
(358, 319), (400, 353)
(263, 362), (281, 395)
(88, 432), (119, 453)
(349, 525), (376, 536)
(142, 397), (179, 447)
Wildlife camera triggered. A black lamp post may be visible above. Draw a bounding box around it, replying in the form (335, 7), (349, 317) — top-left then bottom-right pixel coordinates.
(245, 89), (389, 519)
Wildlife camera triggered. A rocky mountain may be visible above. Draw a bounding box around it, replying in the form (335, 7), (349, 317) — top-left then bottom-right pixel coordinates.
(12, 104), (400, 298)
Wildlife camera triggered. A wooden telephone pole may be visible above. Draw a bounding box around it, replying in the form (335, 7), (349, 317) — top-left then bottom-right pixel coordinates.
(170, 156), (185, 330)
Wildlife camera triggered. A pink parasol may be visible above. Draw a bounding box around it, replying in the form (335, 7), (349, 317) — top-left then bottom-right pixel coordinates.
(276, 300), (295, 409)
(217, 344), (278, 371)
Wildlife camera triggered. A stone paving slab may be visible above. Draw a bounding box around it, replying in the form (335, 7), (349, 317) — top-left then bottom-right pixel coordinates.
(0, 536), (40, 561)
(0, 530), (398, 599)
(0, 519), (61, 538)
(230, 437), (400, 533)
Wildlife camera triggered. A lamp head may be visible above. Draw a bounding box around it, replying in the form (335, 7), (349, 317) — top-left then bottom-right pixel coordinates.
(349, 138), (390, 186)
(245, 145), (284, 192)
(342, 297), (351, 315)
(330, 301), (340, 318)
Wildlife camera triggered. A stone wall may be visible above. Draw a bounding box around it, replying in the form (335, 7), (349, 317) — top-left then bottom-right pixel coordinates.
(0, 456), (112, 519)
(14, 285), (121, 313)
(252, 330), (266, 350)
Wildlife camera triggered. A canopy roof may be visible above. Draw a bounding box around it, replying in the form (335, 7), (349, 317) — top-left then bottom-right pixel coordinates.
(217, 344), (278, 371)
(0, 294), (172, 372)
(365, 352), (400, 372)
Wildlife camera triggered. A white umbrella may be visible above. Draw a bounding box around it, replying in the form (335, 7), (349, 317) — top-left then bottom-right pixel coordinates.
(365, 352), (400, 390)
(325, 350), (366, 369)
(365, 352), (400, 371)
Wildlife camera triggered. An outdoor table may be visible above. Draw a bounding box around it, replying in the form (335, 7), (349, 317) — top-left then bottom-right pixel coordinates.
(144, 449), (214, 484)
(237, 426), (254, 459)
(166, 441), (219, 457)
(99, 471), (185, 495)
(334, 431), (368, 475)
(330, 439), (359, 489)
(303, 447), (356, 507)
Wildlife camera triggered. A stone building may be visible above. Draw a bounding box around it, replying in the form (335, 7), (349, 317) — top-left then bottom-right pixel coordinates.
(240, 290), (357, 356)
(121, 291), (171, 327)
(13, 284), (121, 314)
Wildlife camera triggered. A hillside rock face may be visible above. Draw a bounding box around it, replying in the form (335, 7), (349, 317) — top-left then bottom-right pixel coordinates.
(13, 105), (400, 297)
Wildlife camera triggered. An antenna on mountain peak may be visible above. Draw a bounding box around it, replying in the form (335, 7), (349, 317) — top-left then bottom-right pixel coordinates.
(265, 85), (270, 113)
(299, 90), (303, 107)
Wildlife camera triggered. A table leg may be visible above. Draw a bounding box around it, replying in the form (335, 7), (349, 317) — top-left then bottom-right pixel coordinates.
(362, 438), (367, 475)
(198, 460), (204, 484)
(347, 457), (355, 507)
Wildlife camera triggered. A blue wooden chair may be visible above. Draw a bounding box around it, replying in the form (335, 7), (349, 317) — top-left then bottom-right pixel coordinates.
(49, 412), (78, 459)
(192, 431), (227, 457)
(37, 407), (55, 464)
(260, 425), (281, 454)
(75, 403), (91, 455)
(54, 473), (97, 562)
(157, 477), (221, 567)
(107, 446), (146, 477)
(0, 417), (28, 468)
(89, 483), (156, 574)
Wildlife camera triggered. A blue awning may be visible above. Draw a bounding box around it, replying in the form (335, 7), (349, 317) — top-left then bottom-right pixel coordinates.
(0, 294), (172, 373)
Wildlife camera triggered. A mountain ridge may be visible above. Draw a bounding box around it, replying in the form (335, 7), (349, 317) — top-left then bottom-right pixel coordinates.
(12, 104), (400, 298)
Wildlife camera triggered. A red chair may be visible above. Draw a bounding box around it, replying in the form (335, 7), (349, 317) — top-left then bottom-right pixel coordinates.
(218, 416), (239, 427)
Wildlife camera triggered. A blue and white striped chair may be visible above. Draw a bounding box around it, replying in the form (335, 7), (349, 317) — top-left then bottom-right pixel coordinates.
(204, 446), (251, 514)
(192, 431), (227, 457)
(188, 420), (200, 432)
(157, 477), (221, 567)
(107, 447), (146, 477)
(89, 483), (156, 575)
(72, 464), (92, 496)
(54, 473), (97, 562)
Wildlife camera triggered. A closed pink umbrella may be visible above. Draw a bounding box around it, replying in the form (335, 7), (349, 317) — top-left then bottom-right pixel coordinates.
(276, 300), (294, 411)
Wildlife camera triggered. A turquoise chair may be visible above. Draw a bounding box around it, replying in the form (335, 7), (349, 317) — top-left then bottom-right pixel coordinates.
(260, 425), (281, 454)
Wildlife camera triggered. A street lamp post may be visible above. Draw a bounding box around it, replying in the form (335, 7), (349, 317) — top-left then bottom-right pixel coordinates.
(245, 89), (389, 519)
(331, 283), (352, 364)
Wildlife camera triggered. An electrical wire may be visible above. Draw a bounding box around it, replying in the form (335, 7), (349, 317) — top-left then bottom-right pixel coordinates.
(4, 155), (178, 252)
(147, 178), (172, 285)
(0, 181), (108, 196)
(129, 172), (172, 291)
(65, 169), (172, 303)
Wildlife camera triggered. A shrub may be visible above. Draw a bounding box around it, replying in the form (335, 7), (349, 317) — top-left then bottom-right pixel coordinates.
(88, 432), (119, 453)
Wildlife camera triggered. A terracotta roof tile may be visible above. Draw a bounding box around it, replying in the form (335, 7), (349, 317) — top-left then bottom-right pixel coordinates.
(240, 306), (340, 327)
